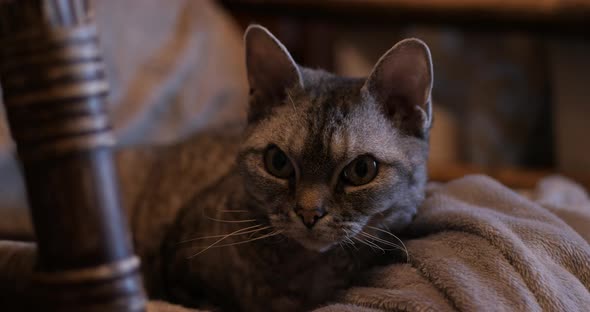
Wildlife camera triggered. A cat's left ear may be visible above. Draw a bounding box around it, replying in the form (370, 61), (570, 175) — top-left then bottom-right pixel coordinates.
(244, 25), (303, 122)
(362, 39), (433, 138)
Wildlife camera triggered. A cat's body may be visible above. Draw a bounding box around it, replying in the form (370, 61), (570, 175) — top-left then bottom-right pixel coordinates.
(125, 25), (434, 311)
(165, 171), (365, 311)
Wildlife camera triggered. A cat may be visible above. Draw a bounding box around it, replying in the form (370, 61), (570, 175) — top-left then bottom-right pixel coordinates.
(129, 24), (434, 311)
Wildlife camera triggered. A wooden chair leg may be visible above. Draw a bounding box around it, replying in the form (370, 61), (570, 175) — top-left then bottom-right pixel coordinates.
(0, 1), (146, 311)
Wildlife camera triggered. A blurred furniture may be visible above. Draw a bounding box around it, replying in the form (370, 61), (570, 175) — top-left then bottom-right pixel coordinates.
(429, 163), (590, 190)
(221, 0), (590, 68)
(0, 0), (146, 310)
(221, 0), (590, 32)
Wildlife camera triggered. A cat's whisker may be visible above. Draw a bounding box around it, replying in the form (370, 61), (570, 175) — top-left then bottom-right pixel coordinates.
(185, 225), (267, 259)
(206, 216), (258, 223)
(353, 236), (385, 254)
(206, 230), (283, 249)
(247, 229), (262, 239)
(342, 237), (358, 251)
(360, 231), (403, 250)
(286, 90), (297, 111)
(361, 233), (403, 251)
(332, 233), (347, 252)
(342, 238), (357, 252)
(342, 229), (359, 250)
(354, 237), (383, 253)
(177, 224), (268, 245)
(367, 226), (410, 262)
(343, 228), (353, 237)
(342, 242), (356, 250)
(366, 240), (387, 254)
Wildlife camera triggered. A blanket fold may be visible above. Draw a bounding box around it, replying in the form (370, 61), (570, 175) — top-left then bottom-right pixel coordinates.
(317, 175), (590, 312)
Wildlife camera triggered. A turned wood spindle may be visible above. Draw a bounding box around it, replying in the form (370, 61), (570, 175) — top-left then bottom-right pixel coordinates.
(0, 0), (146, 310)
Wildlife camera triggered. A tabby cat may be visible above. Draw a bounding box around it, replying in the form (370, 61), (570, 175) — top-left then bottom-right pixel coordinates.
(137, 25), (434, 311)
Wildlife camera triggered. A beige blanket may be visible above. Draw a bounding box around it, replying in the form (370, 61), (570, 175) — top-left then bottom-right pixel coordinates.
(315, 175), (590, 311)
(3, 175), (589, 311)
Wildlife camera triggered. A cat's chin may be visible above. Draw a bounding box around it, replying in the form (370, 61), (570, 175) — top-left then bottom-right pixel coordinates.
(294, 237), (335, 253)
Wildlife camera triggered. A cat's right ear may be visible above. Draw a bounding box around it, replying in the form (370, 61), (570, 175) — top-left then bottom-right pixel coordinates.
(244, 25), (303, 122)
(362, 39), (433, 138)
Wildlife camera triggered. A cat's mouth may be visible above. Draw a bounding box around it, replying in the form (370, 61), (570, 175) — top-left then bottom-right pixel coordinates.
(271, 212), (353, 252)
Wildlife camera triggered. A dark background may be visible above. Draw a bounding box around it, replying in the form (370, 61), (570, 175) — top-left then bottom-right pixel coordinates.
(220, 0), (590, 188)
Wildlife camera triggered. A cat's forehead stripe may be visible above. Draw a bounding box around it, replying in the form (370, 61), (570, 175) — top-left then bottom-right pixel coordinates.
(243, 72), (412, 170)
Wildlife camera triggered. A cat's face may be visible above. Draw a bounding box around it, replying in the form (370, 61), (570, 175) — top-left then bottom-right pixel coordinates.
(238, 25), (433, 252)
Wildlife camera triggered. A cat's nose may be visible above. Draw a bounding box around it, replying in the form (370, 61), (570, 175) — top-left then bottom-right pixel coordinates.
(295, 206), (326, 229)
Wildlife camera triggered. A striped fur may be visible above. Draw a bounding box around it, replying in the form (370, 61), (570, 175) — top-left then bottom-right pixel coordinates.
(238, 67), (429, 251)
(161, 25), (433, 311)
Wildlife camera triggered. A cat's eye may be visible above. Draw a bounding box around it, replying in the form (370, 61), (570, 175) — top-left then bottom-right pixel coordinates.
(341, 155), (378, 186)
(264, 145), (294, 179)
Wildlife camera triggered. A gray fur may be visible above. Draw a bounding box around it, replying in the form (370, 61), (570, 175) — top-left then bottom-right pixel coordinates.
(129, 25), (434, 311)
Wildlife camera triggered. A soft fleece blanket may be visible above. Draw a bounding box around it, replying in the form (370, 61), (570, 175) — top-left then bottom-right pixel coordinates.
(314, 175), (590, 312)
(3, 175), (590, 311)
